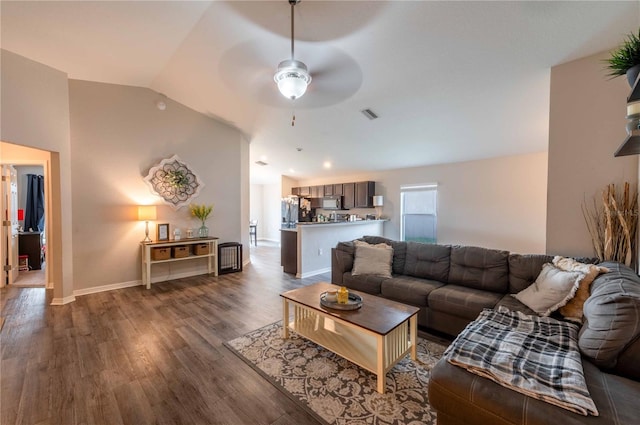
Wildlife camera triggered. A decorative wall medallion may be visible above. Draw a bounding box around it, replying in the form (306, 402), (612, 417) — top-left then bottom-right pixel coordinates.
(144, 155), (203, 209)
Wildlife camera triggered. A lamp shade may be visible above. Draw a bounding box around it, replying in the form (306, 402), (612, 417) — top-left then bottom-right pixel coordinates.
(373, 196), (384, 207)
(138, 205), (157, 221)
(274, 60), (311, 100)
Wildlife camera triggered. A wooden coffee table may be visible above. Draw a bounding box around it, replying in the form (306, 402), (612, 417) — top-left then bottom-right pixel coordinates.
(281, 282), (419, 394)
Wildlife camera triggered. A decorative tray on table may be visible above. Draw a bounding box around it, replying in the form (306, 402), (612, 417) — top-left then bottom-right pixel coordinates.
(319, 291), (363, 311)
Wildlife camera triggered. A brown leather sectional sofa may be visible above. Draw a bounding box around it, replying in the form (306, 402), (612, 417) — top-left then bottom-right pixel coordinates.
(331, 236), (640, 425)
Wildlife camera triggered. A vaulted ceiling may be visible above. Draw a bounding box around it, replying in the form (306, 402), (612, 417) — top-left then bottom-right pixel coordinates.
(2, 1), (638, 183)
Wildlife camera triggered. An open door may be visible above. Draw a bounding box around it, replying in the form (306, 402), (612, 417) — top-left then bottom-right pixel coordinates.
(1, 164), (19, 286)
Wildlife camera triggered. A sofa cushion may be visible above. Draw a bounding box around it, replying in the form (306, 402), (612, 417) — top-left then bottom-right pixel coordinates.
(380, 275), (444, 307)
(361, 236), (407, 274)
(508, 253), (553, 293)
(343, 273), (387, 295)
(512, 263), (584, 316)
(403, 242), (451, 281)
(579, 261), (640, 380)
(351, 240), (393, 278)
(495, 294), (537, 316)
(553, 256), (610, 323)
(334, 241), (355, 271)
(428, 285), (502, 321)
(448, 245), (509, 292)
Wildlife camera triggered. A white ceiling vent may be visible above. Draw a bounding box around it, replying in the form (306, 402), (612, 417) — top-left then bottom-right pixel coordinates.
(361, 108), (379, 120)
(255, 160), (268, 166)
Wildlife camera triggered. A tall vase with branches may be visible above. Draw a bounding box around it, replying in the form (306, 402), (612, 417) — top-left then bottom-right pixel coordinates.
(583, 182), (638, 270)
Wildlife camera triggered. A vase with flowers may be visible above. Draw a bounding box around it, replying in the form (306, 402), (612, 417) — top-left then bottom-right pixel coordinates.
(189, 203), (214, 238)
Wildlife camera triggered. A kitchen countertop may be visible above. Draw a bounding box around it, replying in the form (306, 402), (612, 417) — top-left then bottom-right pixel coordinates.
(281, 219), (387, 231)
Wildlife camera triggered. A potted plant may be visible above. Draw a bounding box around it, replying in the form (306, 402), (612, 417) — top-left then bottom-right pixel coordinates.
(605, 28), (640, 87)
(189, 203), (214, 237)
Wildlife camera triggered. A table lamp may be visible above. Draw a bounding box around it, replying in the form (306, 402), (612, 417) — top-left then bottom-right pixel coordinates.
(138, 205), (157, 242)
(373, 195), (384, 219)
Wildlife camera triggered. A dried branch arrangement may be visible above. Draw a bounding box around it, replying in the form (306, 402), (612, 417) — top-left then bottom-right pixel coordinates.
(582, 182), (638, 269)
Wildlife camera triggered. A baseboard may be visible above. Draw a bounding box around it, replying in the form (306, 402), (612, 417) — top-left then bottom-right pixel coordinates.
(73, 279), (142, 297)
(50, 295), (76, 305)
(297, 267), (331, 279)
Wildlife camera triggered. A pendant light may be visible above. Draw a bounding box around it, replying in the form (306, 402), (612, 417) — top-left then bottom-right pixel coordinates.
(274, 0), (311, 100)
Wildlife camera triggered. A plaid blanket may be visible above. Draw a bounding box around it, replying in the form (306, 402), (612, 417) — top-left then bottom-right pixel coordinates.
(444, 307), (598, 416)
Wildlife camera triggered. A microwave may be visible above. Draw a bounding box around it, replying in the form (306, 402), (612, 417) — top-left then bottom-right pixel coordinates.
(322, 196), (342, 210)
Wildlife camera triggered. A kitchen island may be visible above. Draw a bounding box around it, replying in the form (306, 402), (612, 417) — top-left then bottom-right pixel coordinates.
(280, 220), (386, 278)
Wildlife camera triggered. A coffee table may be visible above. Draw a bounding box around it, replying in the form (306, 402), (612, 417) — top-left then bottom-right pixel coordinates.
(281, 282), (419, 394)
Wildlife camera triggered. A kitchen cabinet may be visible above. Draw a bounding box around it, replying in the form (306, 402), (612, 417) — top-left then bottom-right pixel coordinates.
(310, 185), (324, 198)
(281, 229), (297, 274)
(291, 187), (300, 196)
(298, 186), (310, 196)
(343, 183), (355, 209)
(324, 185), (334, 196)
(355, 181), (376, 208)
(333, 184), (343, 195)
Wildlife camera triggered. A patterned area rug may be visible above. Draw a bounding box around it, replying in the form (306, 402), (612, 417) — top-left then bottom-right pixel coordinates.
(225, 321), (447, 425)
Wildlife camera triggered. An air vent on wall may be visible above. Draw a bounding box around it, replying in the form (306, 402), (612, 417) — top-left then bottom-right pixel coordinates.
(255, 160), (268, 166)
(361, 108), (379, 120)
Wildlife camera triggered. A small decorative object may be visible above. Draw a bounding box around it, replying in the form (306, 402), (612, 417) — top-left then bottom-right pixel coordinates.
(583, 182), (638, 270)
(144, 155), (204, 210)
(337, 286), (349, 304)
(190, 203), (214, 238)
(173, 228), (182, 240)
(157, 223), (170, 241)
(186, 228), (194, 238)
(373, 195), (384, 219)
(325, 289), (338, 303)
(604, 28), (640, 87)
(320, 290), (363, 310)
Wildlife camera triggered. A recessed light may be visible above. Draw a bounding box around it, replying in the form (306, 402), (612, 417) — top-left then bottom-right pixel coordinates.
(289, 168), (295, 173)
(260, 155), (268, 162)
(323, 161), (332, 169)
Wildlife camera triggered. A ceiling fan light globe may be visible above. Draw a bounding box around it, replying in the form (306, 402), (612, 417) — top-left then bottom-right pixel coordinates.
(274, 60), (311, 100)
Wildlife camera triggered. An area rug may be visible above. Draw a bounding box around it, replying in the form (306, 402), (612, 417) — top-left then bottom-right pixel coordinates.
(225, 321), (448, 425)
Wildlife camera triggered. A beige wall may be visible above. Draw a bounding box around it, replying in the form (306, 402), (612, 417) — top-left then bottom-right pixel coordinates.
(68, 80), (248, 290)
(547, 51), (638, 257)
(1, 49), (73, 303)
(299, 151), (548, 254)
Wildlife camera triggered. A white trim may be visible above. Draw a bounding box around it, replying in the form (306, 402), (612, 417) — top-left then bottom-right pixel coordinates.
(400, 183), (438, 190)
(296, 267), (331, 279)
(73, 279), (142, 297)
(50, 295), (76, 305)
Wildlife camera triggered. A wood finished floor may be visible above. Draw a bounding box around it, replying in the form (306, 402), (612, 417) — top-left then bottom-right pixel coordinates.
(1, 241), (329, 425)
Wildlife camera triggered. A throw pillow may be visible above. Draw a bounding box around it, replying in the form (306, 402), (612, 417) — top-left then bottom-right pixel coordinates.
(553, 256), (609, 323)
(351, 240), (393, 278)
(512, 263), (585, 316)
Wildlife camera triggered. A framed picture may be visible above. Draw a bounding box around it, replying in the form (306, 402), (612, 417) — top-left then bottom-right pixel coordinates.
(157, 223), (170, 241)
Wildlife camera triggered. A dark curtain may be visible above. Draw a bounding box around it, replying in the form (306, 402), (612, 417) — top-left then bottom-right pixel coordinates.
(25, 174), (45, 232)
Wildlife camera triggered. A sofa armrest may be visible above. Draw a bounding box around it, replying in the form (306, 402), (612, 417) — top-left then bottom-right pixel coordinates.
(331, 247), (354, 285)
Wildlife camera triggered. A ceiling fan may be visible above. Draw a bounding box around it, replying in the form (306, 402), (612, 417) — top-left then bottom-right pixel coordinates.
(217, 0), (365, 109)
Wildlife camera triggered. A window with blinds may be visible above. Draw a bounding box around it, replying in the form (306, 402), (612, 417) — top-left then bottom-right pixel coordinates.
(400, 184), (437, 243)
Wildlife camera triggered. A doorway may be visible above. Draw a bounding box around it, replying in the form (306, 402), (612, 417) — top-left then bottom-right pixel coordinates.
(1, 142), (55, 291)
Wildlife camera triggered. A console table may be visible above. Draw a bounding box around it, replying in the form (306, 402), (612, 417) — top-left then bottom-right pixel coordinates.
(140, 237), (219, 289)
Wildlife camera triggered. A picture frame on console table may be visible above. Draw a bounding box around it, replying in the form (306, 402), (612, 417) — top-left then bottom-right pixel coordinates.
(157, 223), (169, 241)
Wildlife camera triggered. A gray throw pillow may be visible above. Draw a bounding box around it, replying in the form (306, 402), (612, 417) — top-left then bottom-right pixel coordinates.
(512, 263), (585, 316)
(351, 240), (393, 278)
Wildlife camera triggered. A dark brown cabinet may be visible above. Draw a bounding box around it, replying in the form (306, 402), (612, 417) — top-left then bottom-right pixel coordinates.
(291, 187), (300, 196)
(333, 184), (343, 196)
(355, 181), (376, 208)
(324, 185), (334, 196)
(298, 186), (310, 196)
(19, 231), (43, 270)
(342, 183), (355, 209)
(310, 185), (324, 198)
(280, 230), (297, 274)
